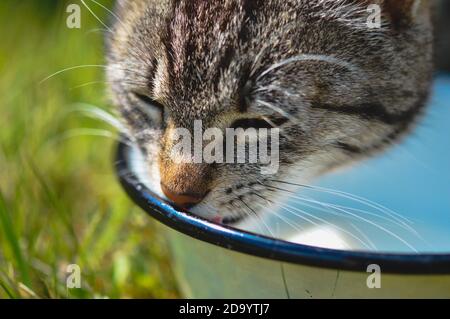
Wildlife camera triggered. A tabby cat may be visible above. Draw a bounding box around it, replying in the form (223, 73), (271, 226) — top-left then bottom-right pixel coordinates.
(107, 0), (435, 224)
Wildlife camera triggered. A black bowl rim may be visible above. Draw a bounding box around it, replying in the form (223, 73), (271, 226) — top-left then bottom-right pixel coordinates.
(115, 142), (450, 274)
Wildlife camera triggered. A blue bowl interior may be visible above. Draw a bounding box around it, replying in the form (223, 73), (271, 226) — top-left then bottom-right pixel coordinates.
(240, 76), (450, 253)
(117, 75), (450, 273)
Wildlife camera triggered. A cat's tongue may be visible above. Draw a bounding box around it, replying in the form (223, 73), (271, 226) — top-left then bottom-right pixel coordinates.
(211, 216), (223, 224)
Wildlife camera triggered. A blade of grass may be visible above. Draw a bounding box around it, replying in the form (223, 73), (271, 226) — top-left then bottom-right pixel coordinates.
(24, 155), (79, 253)
(0, 188), (31, 286)
(0, 281), (16, 299)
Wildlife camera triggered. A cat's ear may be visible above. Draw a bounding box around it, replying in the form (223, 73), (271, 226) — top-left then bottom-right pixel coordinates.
(383, 0), (429, 29)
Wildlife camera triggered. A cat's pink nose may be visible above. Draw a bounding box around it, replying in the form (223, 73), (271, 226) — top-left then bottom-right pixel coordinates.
(161, 183), (207, 209)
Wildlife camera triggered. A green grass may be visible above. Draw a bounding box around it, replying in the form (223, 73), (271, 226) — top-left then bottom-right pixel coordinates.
(0, 0), (179, 298)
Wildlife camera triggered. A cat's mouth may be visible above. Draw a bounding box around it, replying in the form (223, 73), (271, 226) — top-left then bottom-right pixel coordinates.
(176, 203), (247, 225)
(160, 194), (246, 225)
(212, 215), (246, 225)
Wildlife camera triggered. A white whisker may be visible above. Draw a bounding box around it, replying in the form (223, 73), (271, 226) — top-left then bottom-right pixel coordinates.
(271, 180), (414, 226)
(84, 27), (113, 36)
(287, 192), (420, 237)
(257, 54), (364, 81)
(70, 81), (106, 90)
(47, 128), (134, 148)
(283, 195), (417, 252)
(278, 202), (375, 250)
(239, 198), (276, 237)
(348, 223), (378, 251)
(266, 182), (420, 251)
(89, 0), (127, 29)
(70, 103), (129, 134)
(39, 65), (108, 84)
(80, 0), (113, 33)
(41, 64), (148, 84)
(256, 99), (299, 124)
(254, 202), (304, 234)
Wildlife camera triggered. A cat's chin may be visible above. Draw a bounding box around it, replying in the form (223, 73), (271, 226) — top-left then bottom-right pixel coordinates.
(187, 203), (247, 225)
(203, 214), (246, 225)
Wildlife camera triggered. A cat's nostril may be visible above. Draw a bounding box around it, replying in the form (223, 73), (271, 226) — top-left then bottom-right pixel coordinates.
(160, 183), (208, 209)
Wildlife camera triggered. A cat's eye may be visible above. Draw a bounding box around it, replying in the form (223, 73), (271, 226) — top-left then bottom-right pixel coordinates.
(132, 92), (165, 124)
(230, 118), (275, 130)
(133, 92), (164, 112)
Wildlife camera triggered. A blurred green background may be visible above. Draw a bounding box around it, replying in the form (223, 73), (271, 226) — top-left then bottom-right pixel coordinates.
(0, 0), (179, 298)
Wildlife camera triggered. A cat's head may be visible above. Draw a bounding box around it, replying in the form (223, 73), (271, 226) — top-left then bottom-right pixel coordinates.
(107, 0), (433, 224)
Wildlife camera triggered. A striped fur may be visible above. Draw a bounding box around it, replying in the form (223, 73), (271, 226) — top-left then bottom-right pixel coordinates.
(107, 0), (434, 223)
